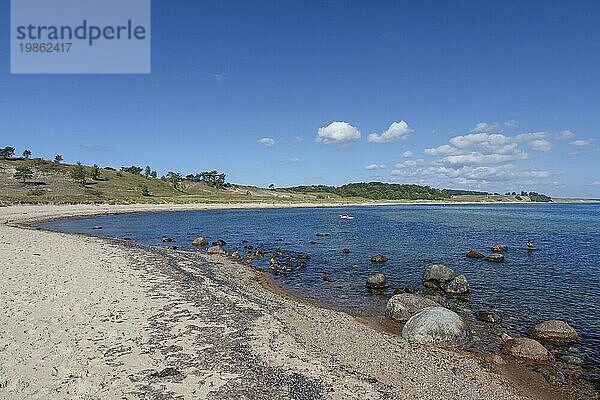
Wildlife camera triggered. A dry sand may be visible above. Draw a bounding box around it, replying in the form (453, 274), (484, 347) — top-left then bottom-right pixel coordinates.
(0, 204), (566, 399)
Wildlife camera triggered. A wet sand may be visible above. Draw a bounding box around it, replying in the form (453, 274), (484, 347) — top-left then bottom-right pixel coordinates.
(0, 204), (593, 399)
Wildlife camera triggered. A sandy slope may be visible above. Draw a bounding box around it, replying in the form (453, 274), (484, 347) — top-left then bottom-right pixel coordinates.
(0, 204), (530, 399)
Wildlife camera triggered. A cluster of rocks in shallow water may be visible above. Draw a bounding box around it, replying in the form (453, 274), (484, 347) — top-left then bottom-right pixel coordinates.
(175, 233), (584, 380)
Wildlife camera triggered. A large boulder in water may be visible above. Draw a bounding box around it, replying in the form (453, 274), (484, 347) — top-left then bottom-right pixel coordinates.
(491, 244), (508, 252)
(366, 273), (388, 289)
(370, 255), (388, 263)
(528, 320), (579, 343)
(386, 293), (438, 322)
(192, 237), (208, 246)
(423, 264), (457, 287)
(401, 306), (471, 347)
(466, 250), (484, 258)
(502, 337), (551, 362)
(207, 245), (225, 255)
(444, 275), (469, 295)
(485, 253), (504, 263)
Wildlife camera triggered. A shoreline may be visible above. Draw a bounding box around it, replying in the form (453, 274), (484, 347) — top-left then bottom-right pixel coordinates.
(1, 204), (597, 399)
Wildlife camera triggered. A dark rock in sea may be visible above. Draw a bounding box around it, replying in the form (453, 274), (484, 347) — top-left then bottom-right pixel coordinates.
(244, 245), (254, 250)
(393, 287), (414, 295)
(92, 226), (102, 230)
(528, 320), (579, 343)
(366, 273), (388, 289)
(161, 237), (173, 243)
(242, 240), (249, 243)
(485, 253), (504, 263)
(533, 365), (567, 386)
(192, 236), (208, 247)
(491, 244), (508, 252)
(269, 257), (279, 268)
(342, 248), (351, 254)
(386, 293), (438, 322)
(297, 261), (307, 269)
(297, 254), (311, 259)
(370, 255), (388, 263)
(253, 250), (264, 257)
(444, 275), (469, 295)
(477, 311), (501, 323)
(309, 241), (319, 245)
(212, 239), (227, 246)
(315, 232), (331, 237)
(466, 250), (484, 258)
(423, 264), (457, 286)
(401, 307), (471, 347)
(323, 275), (334, 282)
(502, 337), (551, 362)
(351, 264), (362, 269)
(207, 245), (226, 255)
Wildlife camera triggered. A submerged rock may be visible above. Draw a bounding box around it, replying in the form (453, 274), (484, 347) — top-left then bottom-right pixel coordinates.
(385, 293), (438, 322)
(444, 275), (469, 295)
(401, 307), (471, 347)
(466, 250), (484, 258)
(560, 354), (584, 366)
(423, 264), (456, 286)
(297, 261), (307, 268)
(502, 337), (551, 362)
(528, 320), (579, 343)
(315, 232), (330, 237)
(485, 253), (504, 263)
(207, 245), (226, 255)
(370, 255), (388, 263)
(351, 264), (362, 269)
(161, 237), (173, 243)
(192, 237), (208, 246)
(92, 226), (102, 230)
(366, 273), (388, 289)
(212, 239), (227, 246)
(491, 244), (508, 252)
(341, 248), (351, 254)
(477, 311), (502, 323)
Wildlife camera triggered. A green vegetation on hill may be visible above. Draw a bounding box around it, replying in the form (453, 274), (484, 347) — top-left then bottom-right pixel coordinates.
(442, 189), (490, 196)
(286, 182), (451, 200)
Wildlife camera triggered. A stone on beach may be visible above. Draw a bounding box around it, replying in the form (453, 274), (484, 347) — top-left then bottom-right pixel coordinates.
(385, 293), (438, 322)
(366, 273), (388, 289)
(207, 245), (226, 255)
(477, 311), (502, 323)
(502, 337), (551, 362)
(370, 255), (388, 263)
(491, 244), (508, 252)
(485, 253), (504, 262)
(401, 306), (471, 347)
(466, 250), (484, 258)
(443, 274), (469, 295)
(423, 264), (456, 287)
(192, 236), (208, 246)
(528, 320), (579, 343)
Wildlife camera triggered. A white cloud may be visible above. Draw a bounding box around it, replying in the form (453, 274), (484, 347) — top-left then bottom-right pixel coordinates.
(556, 130), (574, 140)
(367, 120), (413, 143)
(316, 121), (361, 145)
(394, 159), (424, 168)
(472, 122), (500, 133)
(365, 164), (387, 170)
(440, 152), (528, 166)
(290, 156), (301, 163)
(569, 139), (595, 147)
(402, 150), (414, 158)
(209, 73), (225, 82)
(425, 144), (460, 156)
(258, 137), (275, 147)
(528, 139), (552, 152)
(514, 131), (549, 142)
(504, 120), (519, 129)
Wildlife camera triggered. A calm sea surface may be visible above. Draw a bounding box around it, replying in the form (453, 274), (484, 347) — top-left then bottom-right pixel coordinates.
(40, 203), (600, 385)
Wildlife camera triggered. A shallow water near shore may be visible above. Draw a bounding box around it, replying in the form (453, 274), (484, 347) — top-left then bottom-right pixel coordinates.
(40, 203), (600, 388)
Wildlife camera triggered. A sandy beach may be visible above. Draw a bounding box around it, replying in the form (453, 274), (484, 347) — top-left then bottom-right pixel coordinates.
(0, 204), (583, 399)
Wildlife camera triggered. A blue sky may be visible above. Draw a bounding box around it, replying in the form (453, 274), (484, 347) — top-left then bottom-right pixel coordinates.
(1, 0), (599, 197)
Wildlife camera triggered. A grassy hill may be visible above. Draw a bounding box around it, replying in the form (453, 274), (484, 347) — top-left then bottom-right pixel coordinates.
(0, 158), (553, 205)
(0, 159), (321, 205)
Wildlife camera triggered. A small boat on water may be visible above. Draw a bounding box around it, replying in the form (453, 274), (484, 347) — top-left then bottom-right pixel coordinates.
(339, 215), (354, 220)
